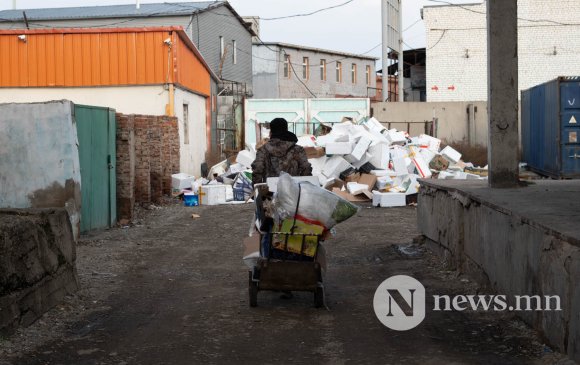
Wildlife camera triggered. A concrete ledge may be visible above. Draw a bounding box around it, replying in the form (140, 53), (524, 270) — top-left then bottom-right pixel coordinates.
(418, 180), (580, 362)
(0, 208), (79, 334)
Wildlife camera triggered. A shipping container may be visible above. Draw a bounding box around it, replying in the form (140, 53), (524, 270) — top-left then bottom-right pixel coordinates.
(521, 77), (580, 178)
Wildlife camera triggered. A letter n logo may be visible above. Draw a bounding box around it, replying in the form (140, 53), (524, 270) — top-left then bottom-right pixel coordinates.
(373, 275), (426, 331)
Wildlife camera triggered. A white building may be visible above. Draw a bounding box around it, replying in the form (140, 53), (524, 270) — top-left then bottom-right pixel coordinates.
(423, 0), (580, 102)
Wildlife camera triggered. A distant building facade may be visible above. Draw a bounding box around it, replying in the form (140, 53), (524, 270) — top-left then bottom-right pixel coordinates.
(423, 0), (580, 101)
(252, 42), (377, 99)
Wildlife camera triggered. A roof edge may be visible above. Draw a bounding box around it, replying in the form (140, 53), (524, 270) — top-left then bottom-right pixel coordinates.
(254, 42), (379, 61)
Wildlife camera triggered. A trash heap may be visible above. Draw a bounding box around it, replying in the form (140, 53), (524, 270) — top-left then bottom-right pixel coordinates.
(175, 117), (487, 208)
(237, 117), (487, 208)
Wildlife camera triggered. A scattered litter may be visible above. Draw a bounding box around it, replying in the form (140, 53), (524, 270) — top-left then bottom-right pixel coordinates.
(191, 214), (201, 219)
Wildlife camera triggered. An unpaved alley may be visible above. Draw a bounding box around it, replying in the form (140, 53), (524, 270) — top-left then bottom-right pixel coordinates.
(0, 202), (563, 365)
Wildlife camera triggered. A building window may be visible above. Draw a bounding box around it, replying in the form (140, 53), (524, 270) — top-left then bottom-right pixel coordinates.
(219, 36), (224, 58)
(336, 61), (342, 83)
(366, 65), (371, 85)
(320, 59), (326, 81)
(183, 104), (189, 145)
(283, 54), (291, 78)
(351, 63), (357, 84)
(232, 40), (237, 64)
(302, 57), (309, 80)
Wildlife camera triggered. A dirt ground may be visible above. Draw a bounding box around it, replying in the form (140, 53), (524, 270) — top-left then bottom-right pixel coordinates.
(0, 200), (573, 365)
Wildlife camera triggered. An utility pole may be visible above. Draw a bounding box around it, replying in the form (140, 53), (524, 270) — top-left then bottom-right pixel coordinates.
(487, 0), (519, 188)
(12, 0), (16, 10)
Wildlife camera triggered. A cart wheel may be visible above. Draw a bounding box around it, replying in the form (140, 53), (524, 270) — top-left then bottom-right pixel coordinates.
(249, 271), (258, 307)
(314, 286), (324, 308)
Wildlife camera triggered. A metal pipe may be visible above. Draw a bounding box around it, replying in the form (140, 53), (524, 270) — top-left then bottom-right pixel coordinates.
(136, 0), (140, 9)
(12, 0), (16, 10)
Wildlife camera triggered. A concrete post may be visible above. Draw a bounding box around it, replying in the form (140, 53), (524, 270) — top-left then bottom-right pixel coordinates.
(487, 0), (519, 188)
(398, 0), (404, 102)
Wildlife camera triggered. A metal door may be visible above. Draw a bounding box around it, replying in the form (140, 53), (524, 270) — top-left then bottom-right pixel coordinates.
(75, 105), (117, 232)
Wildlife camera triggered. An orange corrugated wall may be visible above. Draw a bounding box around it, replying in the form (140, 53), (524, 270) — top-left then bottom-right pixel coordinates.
(0, 28), (211, 97)
(174, 34), (211, 97)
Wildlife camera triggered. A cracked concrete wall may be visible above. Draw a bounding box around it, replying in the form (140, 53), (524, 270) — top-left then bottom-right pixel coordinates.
(0, 208), (79, 334)
(418, 185), (580, 362)
(0, 101), (81, 239)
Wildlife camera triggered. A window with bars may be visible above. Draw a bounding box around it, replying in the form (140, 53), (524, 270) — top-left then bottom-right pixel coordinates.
(366, 65), (371, 85)
(351, 63), (357, 84)
(232, 40), (237, 64)
(336, 62), (342, 83)
(320, 59), (326, 81)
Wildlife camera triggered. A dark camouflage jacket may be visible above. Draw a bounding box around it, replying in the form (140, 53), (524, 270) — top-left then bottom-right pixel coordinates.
(251, 139), (313, 184)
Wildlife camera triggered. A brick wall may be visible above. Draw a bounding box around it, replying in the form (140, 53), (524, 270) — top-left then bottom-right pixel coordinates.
(116, 114), (179, 220)
(423, 0), (580, 102)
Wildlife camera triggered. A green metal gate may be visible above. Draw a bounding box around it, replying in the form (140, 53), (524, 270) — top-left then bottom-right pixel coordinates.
(75, 105), (117, 232)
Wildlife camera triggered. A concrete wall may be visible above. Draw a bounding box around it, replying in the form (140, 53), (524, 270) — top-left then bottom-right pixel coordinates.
(0, 86), (168, 115)
(423, 0), (580, 102)
(418, 182), (580, 362)
(372, 101), (489, 145)
(0, 86), (207, 176)
(252, 44), (376, 99)
(175, 88), (207, 177)
(0, 208), (79, 334)
(0, 101), (81, 238)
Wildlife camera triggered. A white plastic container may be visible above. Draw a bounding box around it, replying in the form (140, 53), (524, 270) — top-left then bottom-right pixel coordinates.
(200, 185), (227, 205)
(172, 173), (195, 190)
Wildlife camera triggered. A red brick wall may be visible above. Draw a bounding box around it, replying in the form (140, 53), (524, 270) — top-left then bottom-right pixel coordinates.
(116, 114), (180, 220)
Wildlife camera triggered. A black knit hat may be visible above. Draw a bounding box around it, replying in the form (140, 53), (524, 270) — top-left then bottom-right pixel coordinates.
(268, 118), (298, 142)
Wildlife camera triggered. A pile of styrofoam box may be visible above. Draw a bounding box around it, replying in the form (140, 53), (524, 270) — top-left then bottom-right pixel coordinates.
(224, 117), (486, 208)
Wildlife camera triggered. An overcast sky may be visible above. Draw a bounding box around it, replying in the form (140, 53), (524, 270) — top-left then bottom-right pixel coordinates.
(0, 0), (481, 62)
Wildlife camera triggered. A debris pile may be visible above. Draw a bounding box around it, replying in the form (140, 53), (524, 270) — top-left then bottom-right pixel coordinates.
(177, 117), (487, 208)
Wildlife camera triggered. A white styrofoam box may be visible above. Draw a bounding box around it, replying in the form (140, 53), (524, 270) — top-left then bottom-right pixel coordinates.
(315, 134), (338, 147)
(172, 173), (196, 190)
(393, 157), (411, 175)
(386, 130), (407, 145)
(390, 146), (408, 159)
(403, 175), (420, 195)
(200, 184), (227, 205)
(227, 163), (245, 175)
(412, 156), (433, 178)
(225, 185), (234, 201)
(419, 134), (442, 152)
(440, 146), (462, 164)
(368, 143), (390, 169)
(437, 171), (455, 179)
(451, 171), (468, 180)
(371, 169), (397, 177)
(347, 152), (371, 169)
(365, 117), (388, 135)
(318, 174), (333, 187)
(419, 148), (437, 164)
(331, 121), (354, 136)
(297, 135), (317, 147)
(466, 173), (481, 180)
(332, 134), (350, 143)
(236, 150), (256, 169)
(308, 156), (328, 175)
(347, 136), (372, 162)
(322, 156), (352, 179)
(346, 182), (369, 195)
(376, 175), (394, 190)
(326, 142), (354, 155)
(372, 191), (406, 207)
(267, 176), (321, 193)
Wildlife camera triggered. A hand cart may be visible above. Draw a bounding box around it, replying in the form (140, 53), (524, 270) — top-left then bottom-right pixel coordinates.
(248, 184), (325, 308)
